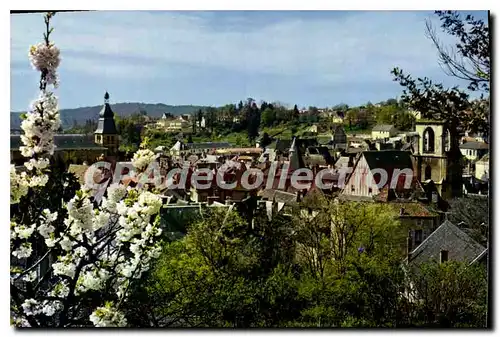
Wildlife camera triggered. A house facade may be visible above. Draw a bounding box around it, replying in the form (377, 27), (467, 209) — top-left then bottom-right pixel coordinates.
(459, 141), (489, 161)
(475, 154), (489, 181)
(371, 124), (398, 140)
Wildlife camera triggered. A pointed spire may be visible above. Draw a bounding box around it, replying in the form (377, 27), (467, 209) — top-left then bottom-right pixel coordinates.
(289, 136), (296, 153)
(104, 91), (110, 103)
(289, 136), (300, 170)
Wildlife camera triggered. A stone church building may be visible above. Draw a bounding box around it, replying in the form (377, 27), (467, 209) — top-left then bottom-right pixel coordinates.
(11, 92), (120, 167)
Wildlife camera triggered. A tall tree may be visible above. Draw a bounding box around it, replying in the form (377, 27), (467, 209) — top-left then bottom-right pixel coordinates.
(425, 11), (490, 92)
(391, 11), (490, 197)
(292, 105), (300, 121)
(261, 108), (276, 127)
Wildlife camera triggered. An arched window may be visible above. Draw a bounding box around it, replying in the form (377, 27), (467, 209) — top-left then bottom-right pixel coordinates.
(425, 165), (432, 180)
(443, 129), (451, 152)
(423, 127), (435, 153)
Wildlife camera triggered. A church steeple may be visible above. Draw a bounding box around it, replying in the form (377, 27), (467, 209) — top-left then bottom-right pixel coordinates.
(99, 91), (115, 119)
(95, 91), (118, 152)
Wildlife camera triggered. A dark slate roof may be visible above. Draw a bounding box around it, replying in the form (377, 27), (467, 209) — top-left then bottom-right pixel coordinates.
(389, 201), (438, 218)
(95, 105), (118, 134)
(269, 139), (293, 152)
(459, 141), (489, 150)
(95, 92), (117, 134)
(408, 220), (486, 268)
(184, 142), (231, 150)
(259, 189), (297, 205)
(372, 124), (396, 132)
(11, 134), (107, 151)
(362, 150), (415, 190)
(274, 190), (298, 204)
(363, 150), (413, 171)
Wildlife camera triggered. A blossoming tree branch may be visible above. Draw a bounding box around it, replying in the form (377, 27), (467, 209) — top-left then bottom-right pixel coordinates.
(10, 12), (164, 327)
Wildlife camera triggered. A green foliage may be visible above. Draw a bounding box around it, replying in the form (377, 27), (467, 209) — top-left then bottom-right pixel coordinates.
(124, 209), (302, 327)
(406, 261), (487, 327)
(261, 108), (276, 127)
(448, 196), (489, 246)
(64, 119), (97, 134)
(124, 197), (488, 328)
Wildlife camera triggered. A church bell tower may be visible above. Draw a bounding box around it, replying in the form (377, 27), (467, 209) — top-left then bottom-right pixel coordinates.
(414, 119), (461, 199)
(94, 91), (119, 152)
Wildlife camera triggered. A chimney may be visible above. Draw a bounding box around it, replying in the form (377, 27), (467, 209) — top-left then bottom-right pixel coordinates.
(407, 231), (413, 261)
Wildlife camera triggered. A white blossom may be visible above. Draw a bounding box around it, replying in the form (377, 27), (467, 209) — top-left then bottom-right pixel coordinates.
(74, 246), (88, 258)
(38, 223), (55, 238)
(93, 210), (110, 231)
(44, 237), (57, 248)
(52, 259), (76, 279)
(42, 209), (58, 223)
(22, 270), (37, 283)
(59, 235), (73, 251)
(131, 149), (157, 172)
(10, 165), (29, 204)
(12, 242), (33, 259)
(14, 224), (36, 240)
(24, 158), (50, 171)
(29, 42), (60, 86)
(49, 281), (70, 298)
(89, 304), (127, 327)
(41, 300), (63, 317)
(21, 299), (41, 316)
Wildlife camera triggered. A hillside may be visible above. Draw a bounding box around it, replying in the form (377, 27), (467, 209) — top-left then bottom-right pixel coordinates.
(10, 102), (208, 131)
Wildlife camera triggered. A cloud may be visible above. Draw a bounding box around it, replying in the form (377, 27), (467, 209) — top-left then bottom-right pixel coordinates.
(11, 10), (486, 109)
(11, 11), (451, 80)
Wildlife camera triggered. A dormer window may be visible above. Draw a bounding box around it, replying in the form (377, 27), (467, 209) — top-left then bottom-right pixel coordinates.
(440, 250), (449, 263)
(415, 230), (423, 246)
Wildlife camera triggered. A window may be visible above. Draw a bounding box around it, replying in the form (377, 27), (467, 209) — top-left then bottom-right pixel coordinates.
(368, 187), (373, 194)
(423, 127), (435, 153)
(415, 230), (423, 245)
(425, 165), (432, 180)
(444, 129), (451, 152)
(440, 250), (448, 263)
(351, 185), (355, 192)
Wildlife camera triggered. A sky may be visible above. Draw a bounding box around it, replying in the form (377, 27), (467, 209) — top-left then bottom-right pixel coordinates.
(10, 10), (488, 111)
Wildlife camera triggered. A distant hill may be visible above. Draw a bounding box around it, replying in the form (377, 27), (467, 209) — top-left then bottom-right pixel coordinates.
(11, 102), (208, 131)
